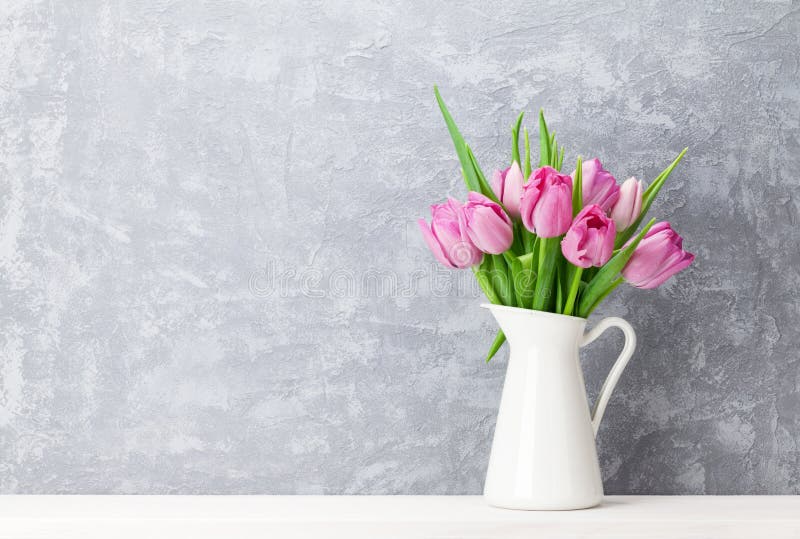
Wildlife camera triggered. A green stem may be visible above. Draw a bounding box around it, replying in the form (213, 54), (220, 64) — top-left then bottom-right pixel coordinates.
(562, 266), (584, 316)
(555, 269), (563, 313)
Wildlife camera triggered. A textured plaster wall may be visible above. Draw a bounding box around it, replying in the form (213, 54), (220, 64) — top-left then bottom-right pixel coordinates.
(0, 0), (799, 494)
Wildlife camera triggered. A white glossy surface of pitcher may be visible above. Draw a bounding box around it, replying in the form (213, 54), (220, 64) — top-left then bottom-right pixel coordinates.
(482, 304), (636, 511)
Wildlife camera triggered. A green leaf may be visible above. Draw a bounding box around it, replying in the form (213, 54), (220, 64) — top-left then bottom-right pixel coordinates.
(577, 280), (586, 305)
(490, 254), (515, 306)
(583, 278), (623, 317)
(583, 266), (598, 283)
(522, 226), (536, 254)
(558, 146), (565, 171)
(532, 236), (560, 311)
(511, 251), (536, 308)
(486, 331), (506, 363)
(643, 147), (688, 199)
(511, 112), (524, 166)
(507, 249), (520, 271)
(472, 266), (501, 305)
(509, 222), (525, 256)
(538, 109), (550, 167)
(614, 148), (688, 248)
(577, 218), (656, 317)
(466, 145), (500, 203)
(572, 156), (583, 216)
(433, 86), (480, 192)
(524, 128), (532, 177)
(516, 252), (534, 266)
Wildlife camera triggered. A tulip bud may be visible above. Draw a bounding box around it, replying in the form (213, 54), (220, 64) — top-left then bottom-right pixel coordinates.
(461, 192), (514, 254)
(561, 205), (616, 268)
(574, 158), (620, 212)
(610, 177), (643, 231)
(418, 198), (483, 268)
(491, 161), (525, 219)
(519, 166), (573, 238)
(622, 222), (694, 289)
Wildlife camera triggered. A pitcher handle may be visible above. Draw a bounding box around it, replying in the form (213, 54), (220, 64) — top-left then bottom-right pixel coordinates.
(580, 317), (637, 438)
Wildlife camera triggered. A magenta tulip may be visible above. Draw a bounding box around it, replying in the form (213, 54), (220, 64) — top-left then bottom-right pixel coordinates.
(561, 205), (616, 268)
(491, 161), (525, 219)
(574, 158), (620, 212)
(610, 177), (643, 231)
(520, 166), (573, 238)
(418, 199), (483, 268)
(461, 192), (514, 254)
(622, 222), (694, 289)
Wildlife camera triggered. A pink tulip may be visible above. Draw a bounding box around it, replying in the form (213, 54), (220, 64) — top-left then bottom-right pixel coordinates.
(418, 198), (483, 268)
(491, 161), (525, 219)
(561, 205), (616, 268)
(461, 192), (514, 254)
(610, 177), (643, 231)
(520, 166), (573, 238)
(574, 158), (620, 212)
(622, 222), (694, 289)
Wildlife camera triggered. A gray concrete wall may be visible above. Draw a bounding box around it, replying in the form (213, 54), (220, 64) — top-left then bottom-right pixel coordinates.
(0, 0), (799, 493)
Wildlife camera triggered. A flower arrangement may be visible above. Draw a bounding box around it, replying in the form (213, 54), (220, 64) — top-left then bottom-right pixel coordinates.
(419, 88), (694, 361)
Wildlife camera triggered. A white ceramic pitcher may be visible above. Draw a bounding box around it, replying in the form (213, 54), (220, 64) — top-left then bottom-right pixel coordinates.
(482, 304), (636, 510)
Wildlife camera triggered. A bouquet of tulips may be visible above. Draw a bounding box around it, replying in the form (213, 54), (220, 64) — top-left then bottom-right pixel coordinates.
(419, 88), (694, 361)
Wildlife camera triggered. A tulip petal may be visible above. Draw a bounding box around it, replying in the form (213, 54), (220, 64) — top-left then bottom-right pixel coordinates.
(522, 167), (573, 237)
(418, 219), (455, 268)
(577, 158), (620, 212)
(561, 204), (615, 268)
(621, 221), (693, 289)
(462, 192), (514, 254)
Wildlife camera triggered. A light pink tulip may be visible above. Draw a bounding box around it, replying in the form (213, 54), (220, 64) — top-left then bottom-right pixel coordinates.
(622, 222), (694, 289)
(574, 158), (620, 212)
(561, 205), (616, 268)
(491, 161), (525, 219)
(520, 166), (573, 238)
(418, 198), (483, 268)
(461, 192), (514, 254)
(610, 177), (643, 231)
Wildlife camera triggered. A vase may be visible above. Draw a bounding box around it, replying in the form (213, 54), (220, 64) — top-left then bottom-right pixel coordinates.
(482, 304), (636, 510)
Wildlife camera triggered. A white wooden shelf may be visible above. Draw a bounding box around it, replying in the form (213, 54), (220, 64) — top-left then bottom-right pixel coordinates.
(1, 495), (798, 538)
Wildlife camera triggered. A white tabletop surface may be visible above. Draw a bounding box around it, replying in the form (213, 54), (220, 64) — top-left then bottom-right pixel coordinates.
(1, 495), (799, 539)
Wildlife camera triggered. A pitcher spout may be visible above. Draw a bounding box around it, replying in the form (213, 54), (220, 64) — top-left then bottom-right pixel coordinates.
(482, 304), (586, 347)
